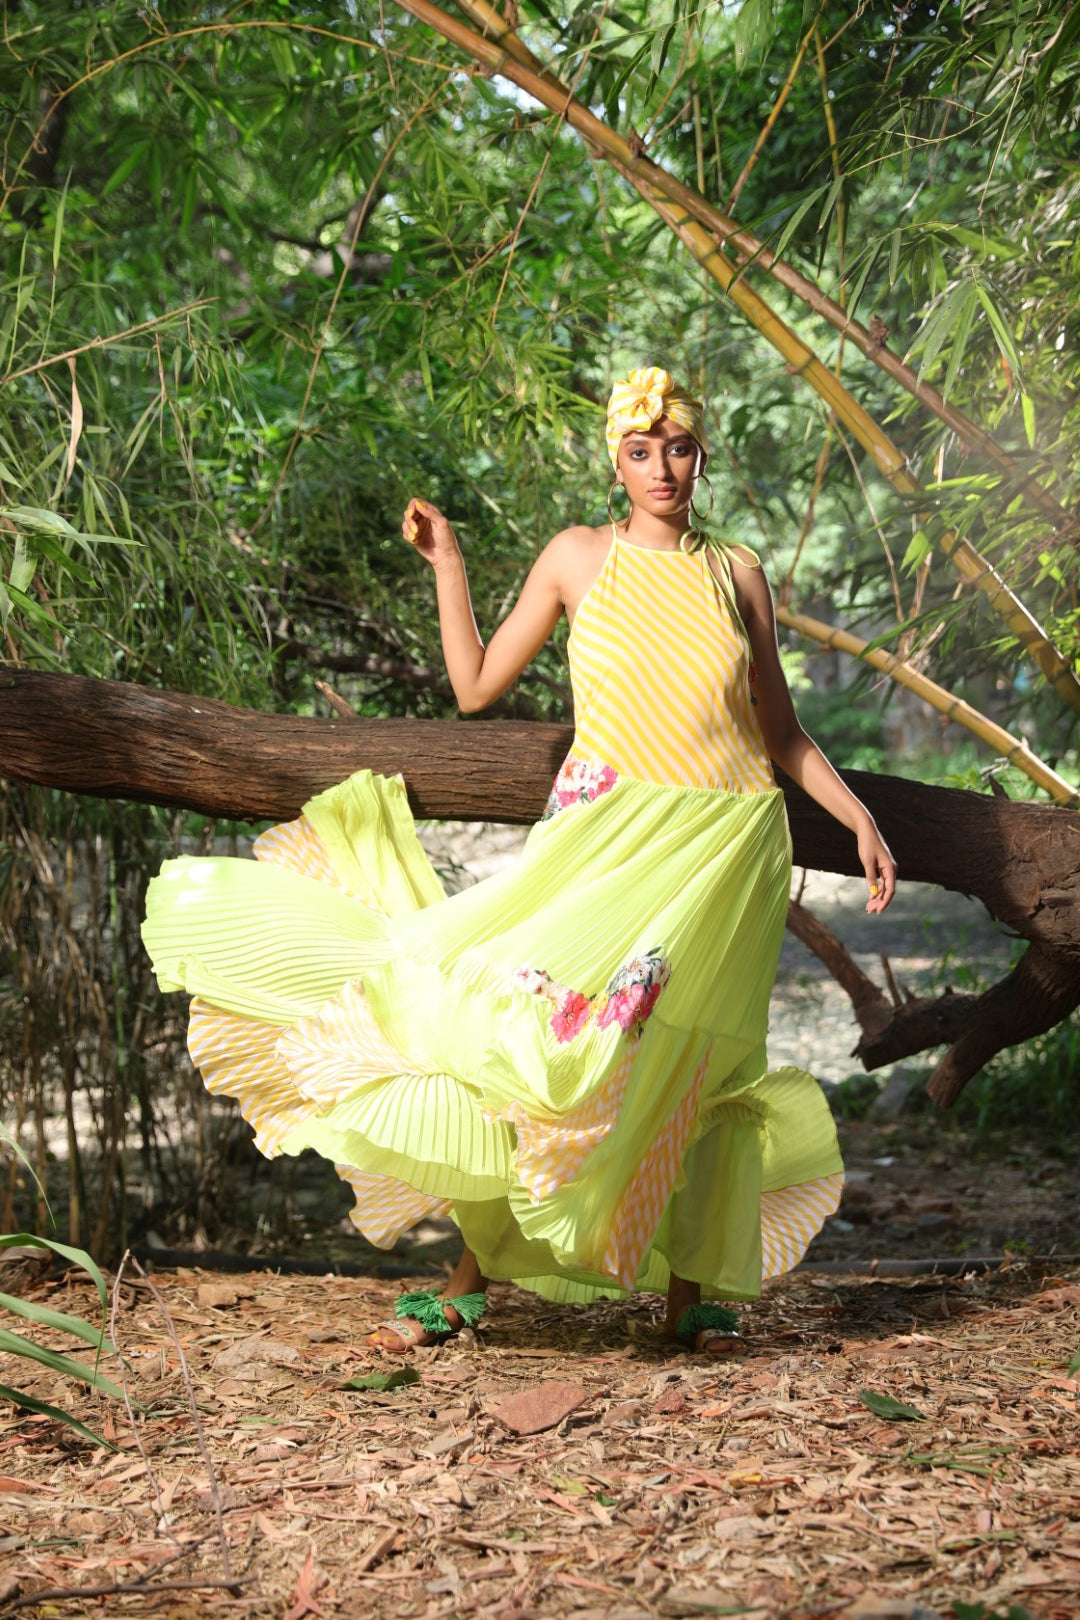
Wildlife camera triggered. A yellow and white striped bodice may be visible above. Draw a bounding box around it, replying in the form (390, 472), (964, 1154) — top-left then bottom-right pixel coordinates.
(567, 533), (776, 793)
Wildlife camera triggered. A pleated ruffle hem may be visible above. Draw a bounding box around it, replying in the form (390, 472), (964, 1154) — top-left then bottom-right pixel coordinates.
(142, 765), (843, 1303)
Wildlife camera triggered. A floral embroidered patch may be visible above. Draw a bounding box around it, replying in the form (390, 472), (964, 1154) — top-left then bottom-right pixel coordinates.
(595, 949), (671, 1038)
(541, 755), (618, 821)
(509, 949), (669, 1045)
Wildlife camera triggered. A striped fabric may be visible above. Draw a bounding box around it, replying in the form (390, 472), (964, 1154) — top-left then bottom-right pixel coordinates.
(602, 1049), (709, 1288)
(761, 1173), (845, 1278)
(569, 536), (775, 793)
(337, 1167), (452, 1250)
(494, 1048), (636, 1206)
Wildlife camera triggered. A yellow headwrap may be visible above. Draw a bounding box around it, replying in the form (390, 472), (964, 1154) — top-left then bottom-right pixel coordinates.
(605, 366), (708, 468)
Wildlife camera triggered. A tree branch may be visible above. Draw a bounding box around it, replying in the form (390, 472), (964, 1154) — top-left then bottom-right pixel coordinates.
(3, 667), (1079, 1106)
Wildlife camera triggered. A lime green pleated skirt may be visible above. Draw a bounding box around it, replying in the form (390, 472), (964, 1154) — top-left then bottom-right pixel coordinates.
(142, 766), (843, 1302)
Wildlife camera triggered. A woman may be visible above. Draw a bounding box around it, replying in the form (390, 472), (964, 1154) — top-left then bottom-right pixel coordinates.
(143, 366), (896, 1355)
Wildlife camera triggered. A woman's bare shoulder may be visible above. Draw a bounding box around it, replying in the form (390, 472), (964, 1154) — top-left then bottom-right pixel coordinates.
(545, 522), (610, 553)
(541, 524), (611, 618)
(539, 523), (609, 579)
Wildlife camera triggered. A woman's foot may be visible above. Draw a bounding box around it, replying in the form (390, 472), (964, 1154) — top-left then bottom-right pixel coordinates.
(368, 1250), (488, 1353)
(665, 1275), (744, 1355)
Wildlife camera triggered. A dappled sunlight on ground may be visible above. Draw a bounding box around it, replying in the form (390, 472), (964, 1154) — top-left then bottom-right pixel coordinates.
(1, 1261), (1077, 1618)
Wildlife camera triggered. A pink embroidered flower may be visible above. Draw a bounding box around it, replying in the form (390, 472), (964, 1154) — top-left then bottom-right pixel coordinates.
(551, 989), (592, 1044)
(508, 945), (668, 1047)
(512, 966), (552, 997)
(542, 756), (619, 821)
(595, 950), (670, 1037)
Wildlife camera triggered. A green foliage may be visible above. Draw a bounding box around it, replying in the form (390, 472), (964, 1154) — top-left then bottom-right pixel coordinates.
(952, 1012), (1080, 1140)
(826, 1072), (882, 1122)
(793, 681), (889, 773)
(0, 1232), (124, 1447)
(953, 1604), (1034, 1620)
(0, 0), (1077, 1253)
(859, 1389), (926, 1421)
(342, 1364), (421, 1391)
(909, 1444), (1016, 1478)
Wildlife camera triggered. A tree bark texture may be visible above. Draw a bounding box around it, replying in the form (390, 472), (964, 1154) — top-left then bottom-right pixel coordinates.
(2, 668), (1078, 1099)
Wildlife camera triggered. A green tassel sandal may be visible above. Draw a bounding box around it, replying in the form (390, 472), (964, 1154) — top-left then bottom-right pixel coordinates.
(369, 1289), (487, 1351)
(675, 1303), (742, 1354)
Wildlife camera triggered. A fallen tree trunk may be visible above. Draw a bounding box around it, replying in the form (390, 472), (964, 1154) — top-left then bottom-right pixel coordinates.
(2, 668), (1078, 1100)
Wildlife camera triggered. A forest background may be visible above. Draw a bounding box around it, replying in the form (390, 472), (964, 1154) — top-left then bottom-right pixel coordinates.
(1, 0), (1078, 1260)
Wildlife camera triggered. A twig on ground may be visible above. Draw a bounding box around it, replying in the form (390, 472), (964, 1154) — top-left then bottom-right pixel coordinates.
(107, 1249), (179, 1549)
(129, 1256), (233, 1581)
(3, 1577), (244, 1610)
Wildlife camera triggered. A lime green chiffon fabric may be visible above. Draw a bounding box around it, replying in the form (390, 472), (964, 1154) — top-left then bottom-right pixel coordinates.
(143, 765), (843, 1303)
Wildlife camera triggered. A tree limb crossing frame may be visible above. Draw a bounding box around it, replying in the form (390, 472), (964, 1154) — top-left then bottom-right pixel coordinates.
(2, 669), (1077, 1105)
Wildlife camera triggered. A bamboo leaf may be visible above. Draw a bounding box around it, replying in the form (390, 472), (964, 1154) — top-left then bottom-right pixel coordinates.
(973, 279), (1024, 384)
(734, 0), (766, 71)
(902, 531), (932, 572)
(770, 184), (830, 263)
(0, 1383), (114, 1449)
(0, 581), (61, 627)
(650, 22), (677, 80)
(342, 1365), (420, 1392)
(3, 527), (95, 584)
(0, 1289), (115, 1352)
(51, 179), (68, 273)
(64, 358), (84, 486)
(0, 1235), (110, 1315)
(888, 227), (901, 288)
(1021, 393), (1036, 449)
(1, 504), (79, 536)
(101, 142), (149, 198)
(859, 1390), (927, 1421)
(913, 281), (975, 380)
(8, 533), (34, 593)
(941, 281), (979, 402)
(0, 1325), (126, 1401)
(943, 225), (1019, 260)
(0, 1129), (43, 1195)
(0, 508), (135, 556)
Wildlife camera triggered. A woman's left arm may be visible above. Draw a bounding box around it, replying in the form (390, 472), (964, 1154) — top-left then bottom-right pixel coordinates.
(733, 555), (898, 915)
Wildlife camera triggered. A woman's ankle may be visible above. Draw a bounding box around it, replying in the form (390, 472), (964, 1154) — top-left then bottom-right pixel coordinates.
(444, 1248), (487, 1299)
(665, 1274), (701, 1329)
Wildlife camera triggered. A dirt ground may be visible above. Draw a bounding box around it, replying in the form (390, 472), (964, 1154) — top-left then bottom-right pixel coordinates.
(2, 1175), (1078, 1620)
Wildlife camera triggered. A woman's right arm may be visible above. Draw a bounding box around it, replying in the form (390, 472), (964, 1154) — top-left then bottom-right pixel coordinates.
(403, 498), (567, 713)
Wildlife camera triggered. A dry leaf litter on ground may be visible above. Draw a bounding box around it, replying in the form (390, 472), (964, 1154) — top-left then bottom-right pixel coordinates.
(1, 1261), (1077, 1619)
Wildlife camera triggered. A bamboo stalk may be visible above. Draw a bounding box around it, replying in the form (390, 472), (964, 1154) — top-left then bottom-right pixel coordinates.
(635, 187), (1080, 716)
(6, 10), (1068, 523)
(775, 602), (1078, 807)
(449, 1), (1075, 795)
(449, 0), (1073, 532)
(725, 4), (825, 212)
(401, 0), (1080, 716)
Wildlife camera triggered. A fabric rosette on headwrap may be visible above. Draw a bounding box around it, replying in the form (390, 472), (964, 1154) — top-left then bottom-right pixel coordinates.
(605, 366), (708, 467)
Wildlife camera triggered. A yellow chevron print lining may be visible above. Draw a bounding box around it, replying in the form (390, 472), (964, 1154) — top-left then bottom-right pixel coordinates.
(569, 534), (776, 792)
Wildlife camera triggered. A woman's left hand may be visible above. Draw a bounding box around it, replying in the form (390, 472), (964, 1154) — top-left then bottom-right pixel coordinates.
(859, 826), (897, 914)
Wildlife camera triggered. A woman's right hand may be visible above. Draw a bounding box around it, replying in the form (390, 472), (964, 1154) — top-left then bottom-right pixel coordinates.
(403, 498), (460, 569)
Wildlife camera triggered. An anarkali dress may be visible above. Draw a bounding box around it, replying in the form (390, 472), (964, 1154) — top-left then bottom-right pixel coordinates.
(142, 532), (843, 1306)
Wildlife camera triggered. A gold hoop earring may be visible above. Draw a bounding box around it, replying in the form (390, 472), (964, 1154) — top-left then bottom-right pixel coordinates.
(690, 473), (714, 524)
(607, 480), (630, 526)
